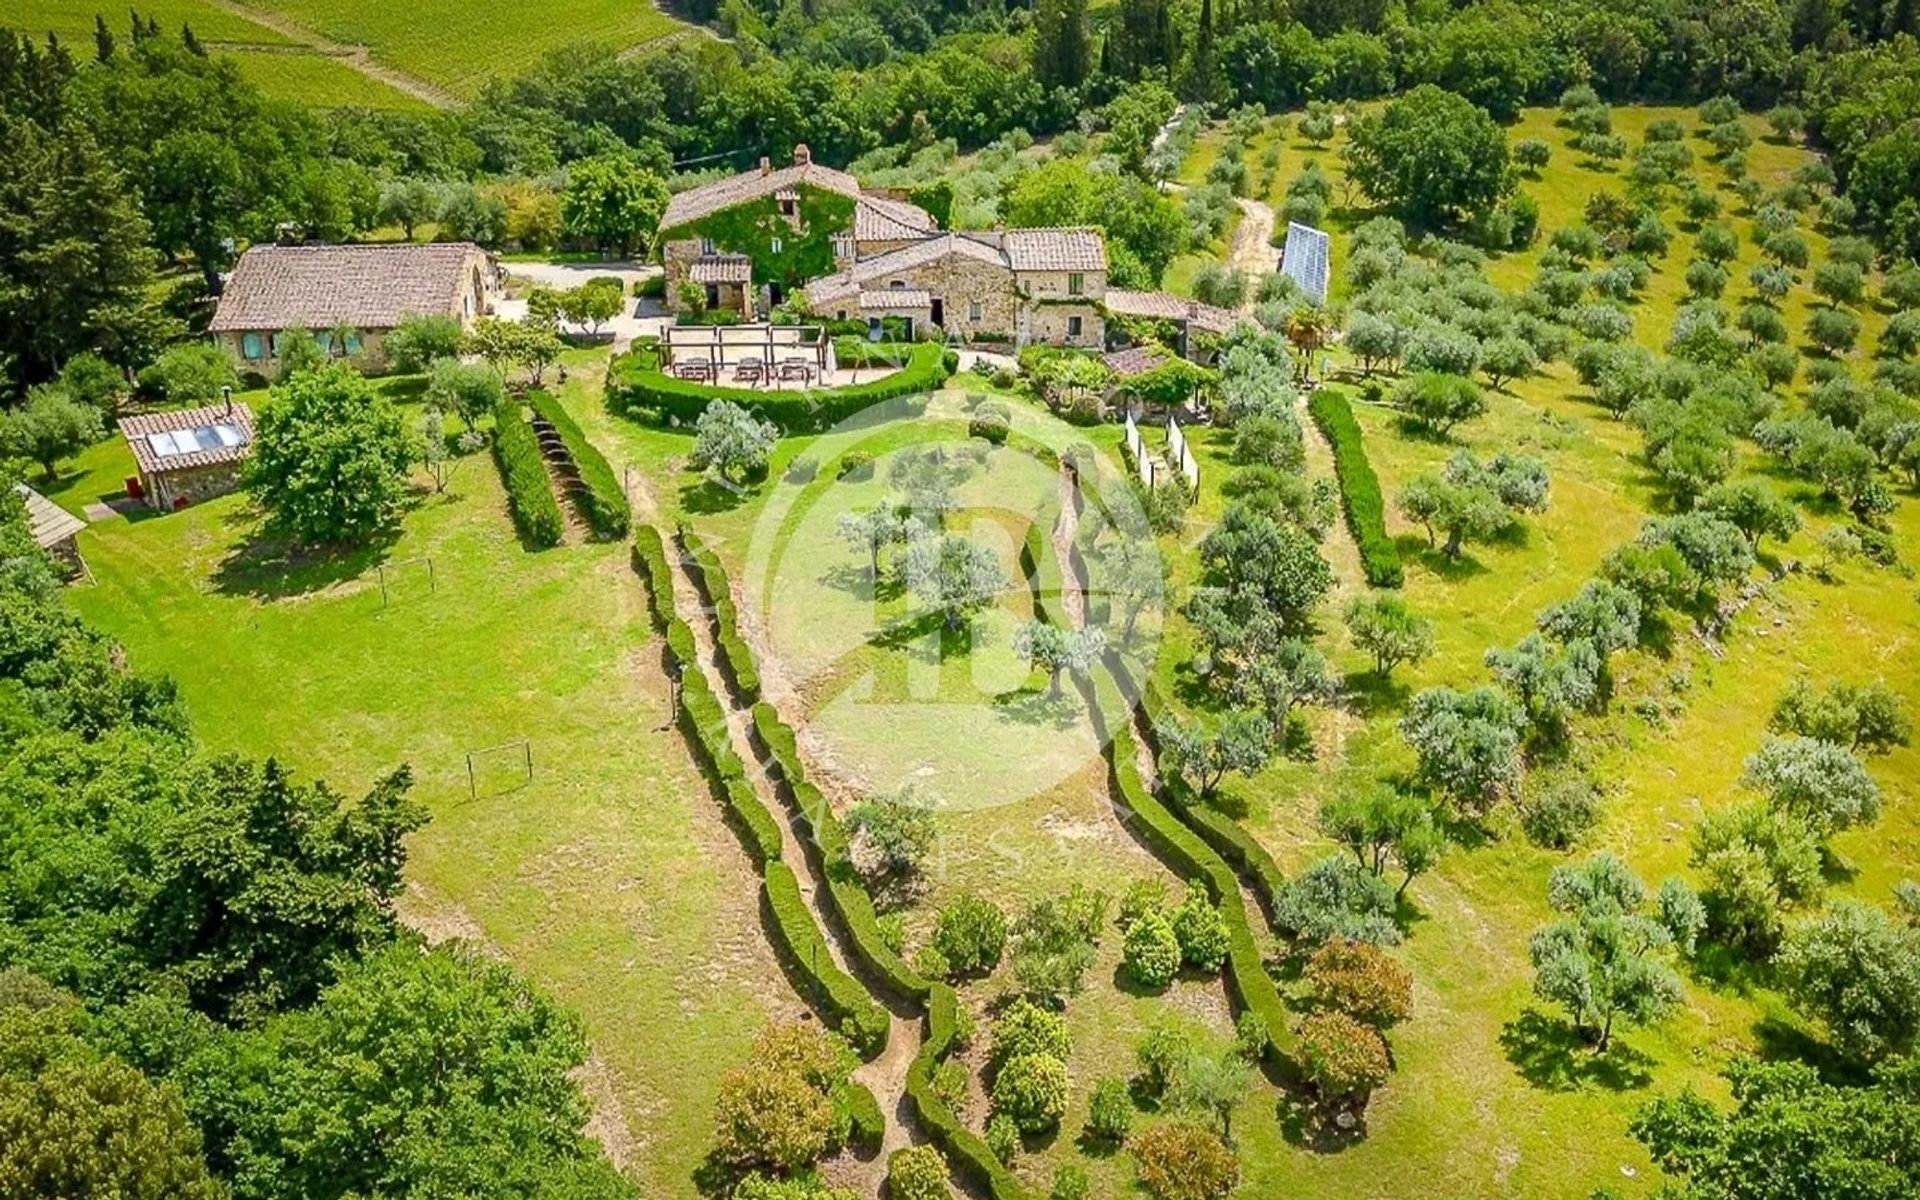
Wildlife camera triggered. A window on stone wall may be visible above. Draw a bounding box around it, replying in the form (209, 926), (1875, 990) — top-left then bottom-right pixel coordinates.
(1067, 316), (1083, 338)
(969, 300), (983, 322)
(1068, 273), (1084, 295)
(770, 237), (783, 254)
(701, 237), (716, 255)
(241, 333), (263, 360)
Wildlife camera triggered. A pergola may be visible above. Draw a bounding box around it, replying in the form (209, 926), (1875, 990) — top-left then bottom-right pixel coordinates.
(660, 322), (832, 386)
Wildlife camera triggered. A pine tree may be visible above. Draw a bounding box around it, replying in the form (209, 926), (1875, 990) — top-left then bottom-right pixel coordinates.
(182, 23), (204, 56)
(1180, 0), (1219, 102)
(1035, 0), (1092, 91)
(93, 14), (116, 61)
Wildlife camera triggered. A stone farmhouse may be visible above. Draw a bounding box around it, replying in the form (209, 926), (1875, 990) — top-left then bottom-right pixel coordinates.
(209, 242), (498, 377)
(119, 402), (255, 512)
(659, 143), (1233, 353)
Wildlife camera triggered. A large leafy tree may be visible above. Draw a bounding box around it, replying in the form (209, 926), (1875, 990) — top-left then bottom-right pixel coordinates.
(1634, 1057), (1920, 1200)
(0, 728), (423, 1019)
(1001, 156), (1186, 286)
(902, 531), (1008, 632)
(183, 942), (634, 1200)
(245, 365), (418, 546)
(1777, 901), (1920, 1065)
(1343, 84), (1511, 228)
(0, 984), (223, 1200)
(560, 152), (669, 258)
(1528, 853), (1684, 1052)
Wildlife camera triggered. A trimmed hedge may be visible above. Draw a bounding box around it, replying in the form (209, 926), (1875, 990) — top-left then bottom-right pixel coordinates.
(529, 390), (630, 538)
(491, 399), (564, 548)
(1309, 389), (1403, 588)
(906, 982), (1032, 1200)
(607, 342), (952, 432)
(834, 1079), (886, 1156)
(766, 862), (890, 1054)
(678, 524), (761, 702)
(1138, 678), (1288, 899)
(629, 526), (885, 1057)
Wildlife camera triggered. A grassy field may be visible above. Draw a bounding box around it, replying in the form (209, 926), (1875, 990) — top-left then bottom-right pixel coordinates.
(248, 0), (685, 97)
(54, 95), (1920, 1199)
(225, 48), (433, 110)
(66, 400), (796, 1199)
(8, 0), (294, 46)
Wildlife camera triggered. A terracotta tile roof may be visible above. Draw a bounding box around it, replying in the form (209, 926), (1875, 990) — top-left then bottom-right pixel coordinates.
(1104, 289), (1239, 334)
(1102, 346), (1169, 377)
(120, 403), (256, 476)
(13, 483), (84, 549)
(688, 255), (753, 284)
(806, 234), (1010, 305)
(210, 243), (484, 333)
(660, 159), (864, 232)
(859, 289), (932, 310)
(1003, 228), (1107, 272)
(853, 195), (937, 243)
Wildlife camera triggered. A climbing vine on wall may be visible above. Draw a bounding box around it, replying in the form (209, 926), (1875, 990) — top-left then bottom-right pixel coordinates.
(659, 185), (857, 289)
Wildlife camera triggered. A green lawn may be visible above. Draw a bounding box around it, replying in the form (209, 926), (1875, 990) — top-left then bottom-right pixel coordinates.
(248, 0), (685, 96)
(68, 417), (792, 1200)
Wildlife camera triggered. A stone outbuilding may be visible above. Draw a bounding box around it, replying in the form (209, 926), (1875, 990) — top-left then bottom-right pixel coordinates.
(120, 403), (256, 512)
(209, 242), (497, 377)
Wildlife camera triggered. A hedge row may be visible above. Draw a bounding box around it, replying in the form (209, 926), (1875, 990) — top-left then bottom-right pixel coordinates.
(1137, 678), (1288, 898)
(905, 982), (1032, 1200)
(678, 524), (761, 702)
(528, 390), (630, 538)
(1308, 389), (1403, 588)
(629, 528), (887, 1057)
(1105, 714), (1297, 1063)
(491, 399), (564, 548)
(607, 342), (954, 432)
(832, 1078), (885, 1156)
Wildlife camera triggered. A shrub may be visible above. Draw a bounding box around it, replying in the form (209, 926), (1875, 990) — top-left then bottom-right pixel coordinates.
(838, 1080), (885, 1154)
(528, 391), (629, 537)
(1309, 390), (1402, 587)
(1130, 1122), (1239, 1200)
(837, 450), (875, 480)
(931, 894), (1008, 977)
(985, 1113), (1020, 1165)
(490, 399), (564, 548)
(1275, 855), (1402, 945)
(1050, 1164), (1090, 1200)
(1086, 1077), (1133, 1144)
(990, 1052), (1068, 1134)
(1521, 775), (1602, 850)
(1170, 883), (1230, 973)
(1123, 909), (1182, 989)
(1395, 371), (1486, 435)
(384, 313), (464, 373)
(969, 399), (1012, 444)
(1306, 940), (1413, 1029)
(1297, 1010), (1392, 1102)
(886, 1146), (949, 1200)
(990, 997), (1071, 1071)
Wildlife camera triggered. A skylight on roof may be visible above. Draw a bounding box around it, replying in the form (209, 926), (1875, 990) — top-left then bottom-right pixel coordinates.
(145, 424), (246, 459)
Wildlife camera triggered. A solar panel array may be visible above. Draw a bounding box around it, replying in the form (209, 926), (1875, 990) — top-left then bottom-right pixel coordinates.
(145, 424), (246, 459)
(1280, 221), (1331, 305)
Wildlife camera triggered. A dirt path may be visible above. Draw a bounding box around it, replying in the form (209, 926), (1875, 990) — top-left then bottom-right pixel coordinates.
(201, 0), (460, 108)
(1228, 198), (1280, 303)
(659, 529), (925, 1192)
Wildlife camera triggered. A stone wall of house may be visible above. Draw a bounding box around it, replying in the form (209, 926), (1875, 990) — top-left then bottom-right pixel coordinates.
(1024, 303), (1106, 349)
(221, 328), (392, 381)
(144, 461), (244, 511)
(820, 251), (1023, 342)
(661, 239), (706, 311)
(1018, 268), (1107, 303)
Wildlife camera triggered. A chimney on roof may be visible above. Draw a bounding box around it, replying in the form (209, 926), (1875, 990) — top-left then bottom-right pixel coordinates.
(759, 156), (771, 176)
(221, 384), (233, 417)
(792, 143), (811, 166)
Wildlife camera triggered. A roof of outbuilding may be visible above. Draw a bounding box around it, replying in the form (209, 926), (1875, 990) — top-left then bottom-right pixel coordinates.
(120, 404), (256, 476)
(660, 159), (865, 232)
(209, 243), (484, 333)
(1104, 289), (1240, 334)
(859, 289), (932, 310)
(1102, 346), (1169, 378)
(853, 195), (937, 243)
(1003, 227), (1107, 272)
(13, 483), (85, 549)
(687, 255), (753, 284)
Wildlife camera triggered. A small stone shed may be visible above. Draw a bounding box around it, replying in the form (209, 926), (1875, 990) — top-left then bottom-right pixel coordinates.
(120, 403), (256, 512)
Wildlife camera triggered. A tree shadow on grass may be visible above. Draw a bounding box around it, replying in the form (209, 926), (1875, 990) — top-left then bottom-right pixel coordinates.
(1277, 1089), (1368, 1153)
(1750, 1015), (1867, 1084)
(1342, 669), (1412, 715)
(1395, 535), (1492, 581)
(818, 562), (906, 604)
(680, 475), (753, 515)
(1499, 1008), (1655, 1092)
(867, 608), (948, 654)
(992, 686), (1083, 732)
(212, 518), (400, 601)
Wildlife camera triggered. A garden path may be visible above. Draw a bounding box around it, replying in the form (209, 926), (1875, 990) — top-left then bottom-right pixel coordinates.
(1227, 198), (1280, 302)
(659, 529), (928, 1192)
